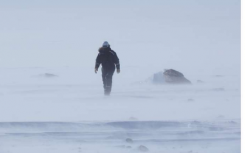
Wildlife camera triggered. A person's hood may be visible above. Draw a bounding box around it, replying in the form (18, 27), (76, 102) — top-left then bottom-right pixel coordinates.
(98, 47), (111, 53)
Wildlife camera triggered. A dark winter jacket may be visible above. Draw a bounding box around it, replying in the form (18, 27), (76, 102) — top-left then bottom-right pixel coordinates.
(95, 47), (120, 70)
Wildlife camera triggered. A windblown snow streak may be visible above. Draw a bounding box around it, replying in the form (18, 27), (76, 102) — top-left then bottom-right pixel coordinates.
(0, 120), (241, 153)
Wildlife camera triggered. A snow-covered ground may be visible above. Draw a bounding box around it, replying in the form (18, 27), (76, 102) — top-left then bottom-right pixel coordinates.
(0, 0), (241, 152)
(0, 67), (240, 153)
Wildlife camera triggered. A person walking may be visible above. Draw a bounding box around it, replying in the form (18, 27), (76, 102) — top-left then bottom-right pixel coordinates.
(95, 41), (120, 96)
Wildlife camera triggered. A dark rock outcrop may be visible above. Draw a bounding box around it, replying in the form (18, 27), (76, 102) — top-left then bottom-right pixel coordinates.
(138, 145), (149, 152)
(152, 69), (191, 84)
(163, 69), (191, 84)
(125, 138), (133, 143)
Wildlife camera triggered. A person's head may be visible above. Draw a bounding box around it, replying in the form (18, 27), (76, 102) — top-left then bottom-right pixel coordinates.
(102, 41), (110, 47)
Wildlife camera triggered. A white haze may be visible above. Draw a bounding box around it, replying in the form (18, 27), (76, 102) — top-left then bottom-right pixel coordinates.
(0, 0), (241, 153)
(0, 0), (240, 71)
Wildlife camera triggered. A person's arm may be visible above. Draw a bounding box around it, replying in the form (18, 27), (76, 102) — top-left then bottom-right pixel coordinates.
(113, 52), (120, 73)
(95, 53), (101, 73)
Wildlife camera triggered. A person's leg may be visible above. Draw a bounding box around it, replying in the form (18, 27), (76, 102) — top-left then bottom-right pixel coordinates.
(102, 68), (106, 90)
(105, 68), (115, 95)
(102, 68), (110, 95)
(102, 67), (115, 96)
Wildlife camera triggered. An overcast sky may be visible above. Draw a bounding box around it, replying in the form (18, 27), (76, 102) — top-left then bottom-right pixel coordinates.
(0, 0), (240, 74)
